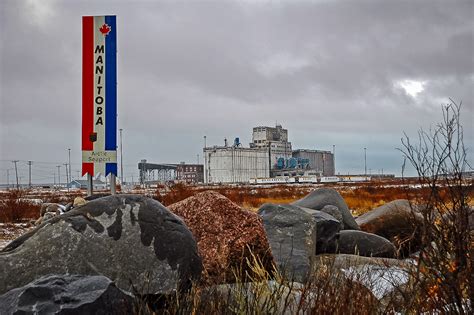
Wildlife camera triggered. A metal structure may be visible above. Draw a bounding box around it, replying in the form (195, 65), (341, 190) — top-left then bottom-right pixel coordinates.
(138, 160), (177, 185)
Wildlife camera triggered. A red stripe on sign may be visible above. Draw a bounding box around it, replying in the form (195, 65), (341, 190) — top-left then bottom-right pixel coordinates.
(82, 163), (94, 176)
(82, 16), (94, 151)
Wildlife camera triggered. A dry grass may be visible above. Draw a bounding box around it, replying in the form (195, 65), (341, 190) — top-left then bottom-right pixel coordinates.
(136, 251), (414, 314)
(154, 184), (310, 209)
(340, 185), (414, 215)
(154, 180), (474, 215)
(0, 190), (41, 223)
(0, 189), (85, 223)
(1, 181), (472, 222)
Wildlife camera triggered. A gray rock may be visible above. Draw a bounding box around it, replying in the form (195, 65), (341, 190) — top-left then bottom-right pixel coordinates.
(320, 205), (344, 228)
(40, 203), (64, 216)
(0, 194), (202, 295)
(292, 188), (359, 230)
(84, 193), (111, 201)
(355, 199), (423, 255)
(42, 211), (57, 221)
(337, 230), (397, 258)
(300, 208), (341, 254)
(0, 274), (133, 315)
(313, 254), (412, 304)
(258, 203), (316, 282)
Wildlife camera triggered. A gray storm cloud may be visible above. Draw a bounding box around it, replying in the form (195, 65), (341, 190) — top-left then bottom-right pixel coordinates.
(0, 0), (472, 183)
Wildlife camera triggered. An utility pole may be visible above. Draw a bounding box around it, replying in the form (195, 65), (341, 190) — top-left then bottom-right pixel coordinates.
(28, 161), (32, 188)
(119, 128), (124, 185)
(197, 154), (199, 164)
(203, 135), (207, 184)
(333, 145), (336, 175)
(364, 147), (367, 176)
(6, 169), (10, 190)
(64, 163), (69, 191)
(68, 148), (71, 187)
(12, 160), (19, 189)
(57, 165), (61, 189)
(110, 173), (116, 195)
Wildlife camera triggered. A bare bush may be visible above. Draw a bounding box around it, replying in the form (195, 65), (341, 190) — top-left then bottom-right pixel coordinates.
(399, 99), (473, 313)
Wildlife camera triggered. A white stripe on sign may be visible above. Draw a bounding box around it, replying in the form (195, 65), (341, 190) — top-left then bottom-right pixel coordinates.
(93, 16), (106, 175)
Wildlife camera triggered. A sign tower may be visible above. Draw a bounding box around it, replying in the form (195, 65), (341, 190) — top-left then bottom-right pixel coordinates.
(82, 15), (117, 194)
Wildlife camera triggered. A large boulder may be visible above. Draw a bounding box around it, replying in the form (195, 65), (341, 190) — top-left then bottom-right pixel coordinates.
(0, 194), (202, 295)
(0, 274), (133, 314)
(300, 208), (341, 254)
(313, 254), (413, 304)
(258, 204), (316, 282)
(355, 199), (423, 255)
(336, 230), (397, 258)
(292, 188), (359, 230)
(168, 191), (273, 284)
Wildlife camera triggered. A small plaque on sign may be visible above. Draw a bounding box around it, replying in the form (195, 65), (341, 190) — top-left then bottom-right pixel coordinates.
(82, 151), (117, 164)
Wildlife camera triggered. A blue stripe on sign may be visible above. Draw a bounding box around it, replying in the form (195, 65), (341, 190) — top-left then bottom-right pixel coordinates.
(106, 163), (117, 176)
(105, 15), (117, 151)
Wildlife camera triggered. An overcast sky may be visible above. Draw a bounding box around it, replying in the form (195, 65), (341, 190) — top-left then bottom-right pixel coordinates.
(1, 0), (473, 184)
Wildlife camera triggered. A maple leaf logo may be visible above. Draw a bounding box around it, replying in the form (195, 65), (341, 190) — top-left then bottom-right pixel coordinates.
(99, 23), (111, 36)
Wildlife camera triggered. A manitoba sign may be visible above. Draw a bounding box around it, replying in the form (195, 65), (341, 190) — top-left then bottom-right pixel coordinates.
(82, 16), (117, 177)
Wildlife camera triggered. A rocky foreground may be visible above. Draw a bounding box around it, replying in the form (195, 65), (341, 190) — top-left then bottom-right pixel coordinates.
(0, 188), (462, 313)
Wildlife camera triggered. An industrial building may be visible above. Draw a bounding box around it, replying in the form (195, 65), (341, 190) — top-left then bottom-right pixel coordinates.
(204, 124), (335, 184)
(204, 144), (270, 184)
(250, 124), (292, 167)
(138, 123), (335, 185)
(138, 160), (204, 184)
(292, 149), (335, 176)
(176, 163), (204, 183)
